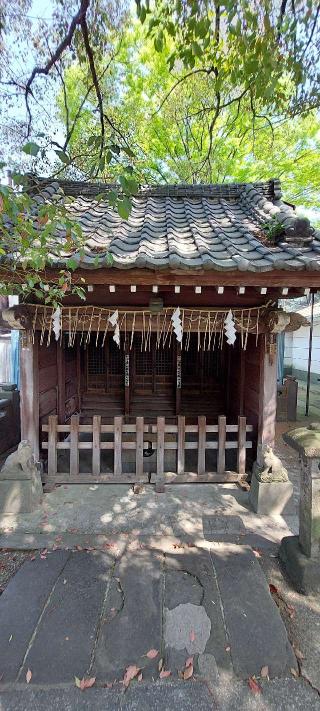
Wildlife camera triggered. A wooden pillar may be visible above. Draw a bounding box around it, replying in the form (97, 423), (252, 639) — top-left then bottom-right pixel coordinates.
(239, 348), (245, 416)
(256, 336), (277, 467)
(20, 333), (40, 460)
(176, 344), (182, 415)
(124, 340), (130, 416)
(76, 335), (81, 411)
(57, 340), (65, 424)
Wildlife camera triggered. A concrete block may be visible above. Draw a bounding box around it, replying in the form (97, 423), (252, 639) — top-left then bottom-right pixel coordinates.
(0, 475), (42, 514)
(249, 471), (294, 515)
(279, 535), (320, 594)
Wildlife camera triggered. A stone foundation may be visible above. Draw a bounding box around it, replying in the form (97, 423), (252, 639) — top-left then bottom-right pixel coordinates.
(249, 471), (294, 515)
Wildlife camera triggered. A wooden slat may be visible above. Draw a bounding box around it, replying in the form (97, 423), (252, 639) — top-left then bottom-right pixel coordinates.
(217, 415), (226, 475)
(156, 417), (165, 477)
(150, 471), (242, 484)
(114, 416), (122, 476)
(135, 416), (144, 478)
(48, 415), (58, 477)
(92, 415), (101, 476)
(45, 474), (149, 485)
(237, 416), (247, 476)
(177, 416), (185, 474)
(70, 415), (79, 476)
(197, 416), (206, 475)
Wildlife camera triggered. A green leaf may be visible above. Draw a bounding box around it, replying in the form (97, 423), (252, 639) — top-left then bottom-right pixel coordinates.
(117, 197), (131, 220)
(66, 257), (78, 271)
(122, 146), (135, 158)
(55, 150), (69, 165)
(192, 41), (202, 58)
(22, 142), (40, 157)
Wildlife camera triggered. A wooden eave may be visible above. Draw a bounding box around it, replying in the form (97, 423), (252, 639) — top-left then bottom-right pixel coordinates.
(2, 267), (320, 288)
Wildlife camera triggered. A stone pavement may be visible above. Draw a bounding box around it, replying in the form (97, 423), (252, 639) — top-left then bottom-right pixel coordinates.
(1, 544), (318, 711)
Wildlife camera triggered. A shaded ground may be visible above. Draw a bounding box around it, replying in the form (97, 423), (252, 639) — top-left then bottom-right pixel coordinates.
(0, 419), (319, 709)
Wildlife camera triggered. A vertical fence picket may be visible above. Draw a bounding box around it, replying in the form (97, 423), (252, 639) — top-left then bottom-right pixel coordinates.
(217, 416), (226, 475)
(135, 417), (144, 478)
(92, 415), (101, 477)
(177, 416), (185, 474)
(48, 415), (58, 477)
(70, 415), (79, 477)
(197, 416), (206, 475)
(237, 416), (247, 476)
(156, 417), (165, 491)
(114, 416), (122, 476)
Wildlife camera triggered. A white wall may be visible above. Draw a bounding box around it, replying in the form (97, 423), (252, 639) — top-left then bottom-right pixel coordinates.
(284, 322), (320, 376)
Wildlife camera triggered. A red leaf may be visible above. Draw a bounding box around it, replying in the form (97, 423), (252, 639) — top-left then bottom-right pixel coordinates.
(269, 584), (278, 595)
(248, 676), (262, 694)
(123, 665), (140, 688)
(183, 664), (193, 680)
(26, 669), (32, 684)
(81, 677), (96, 690)
(146, 648), (158, 659)
(190, 630), (195, 642)
(185, 656), (193, 668)
(160, 670), (171, 678)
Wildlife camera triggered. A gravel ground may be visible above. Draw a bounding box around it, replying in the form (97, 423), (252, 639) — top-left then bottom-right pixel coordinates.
(0, 550), (35, 594)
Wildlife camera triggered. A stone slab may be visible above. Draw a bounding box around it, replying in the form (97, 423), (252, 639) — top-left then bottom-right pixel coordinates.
(202, 515), (246, 541)
(0, 681), (217, 711)
(0, 550), (70, 683)
(18, 551), (114, 684)
(250, 473), (294, 515)
(92, 549), (162, 682)
(279, 535), (320, 594)
(210, 544), (297, 678)
(0, 678), (319, 711)
(164, 549), (233, 677)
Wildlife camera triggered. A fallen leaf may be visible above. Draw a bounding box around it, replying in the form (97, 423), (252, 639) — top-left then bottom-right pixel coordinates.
(183, 664), (193, 680)
(80, 677), (96, 690)
(260, 665), (269, 678)
(190, 630), (195, 642)
(252, 548), (262, 558)
(294, 647), (304, 661)
(146, 648), (158, 659)
(291, 667), (298, 678)
(123, 665), (140, 688)
(248, 676), (262, 694)
(158, 658), (163, 672)
(26, 669), (32, 684)
(8, 634), (12, 643)
(138, 673), (143, 682)
(225, 646), (231, 652)
(185, 656), (193, 668)
(75, 676), (81, 688)
(160, 670), (171, 679)
(269, 583), (278, 595)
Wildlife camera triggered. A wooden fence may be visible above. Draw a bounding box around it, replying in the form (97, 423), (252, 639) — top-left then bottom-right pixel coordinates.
(41, 415), (253, 484)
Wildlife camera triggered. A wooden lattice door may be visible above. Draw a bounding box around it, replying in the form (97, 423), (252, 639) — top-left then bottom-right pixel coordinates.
(132, 334), (175, 397)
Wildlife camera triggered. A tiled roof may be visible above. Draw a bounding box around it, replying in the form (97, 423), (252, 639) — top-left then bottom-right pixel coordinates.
(32, 178), (320, 272)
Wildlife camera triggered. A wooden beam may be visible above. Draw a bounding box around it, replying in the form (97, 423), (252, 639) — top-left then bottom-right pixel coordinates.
(56, 342), (65, 424)
(4, 267), (320, 288)
(176, 344), (181, 415)
(20, 333), (39, 460)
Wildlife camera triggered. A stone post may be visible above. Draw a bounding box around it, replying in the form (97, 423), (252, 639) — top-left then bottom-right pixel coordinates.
(279, 423), (320, 593)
